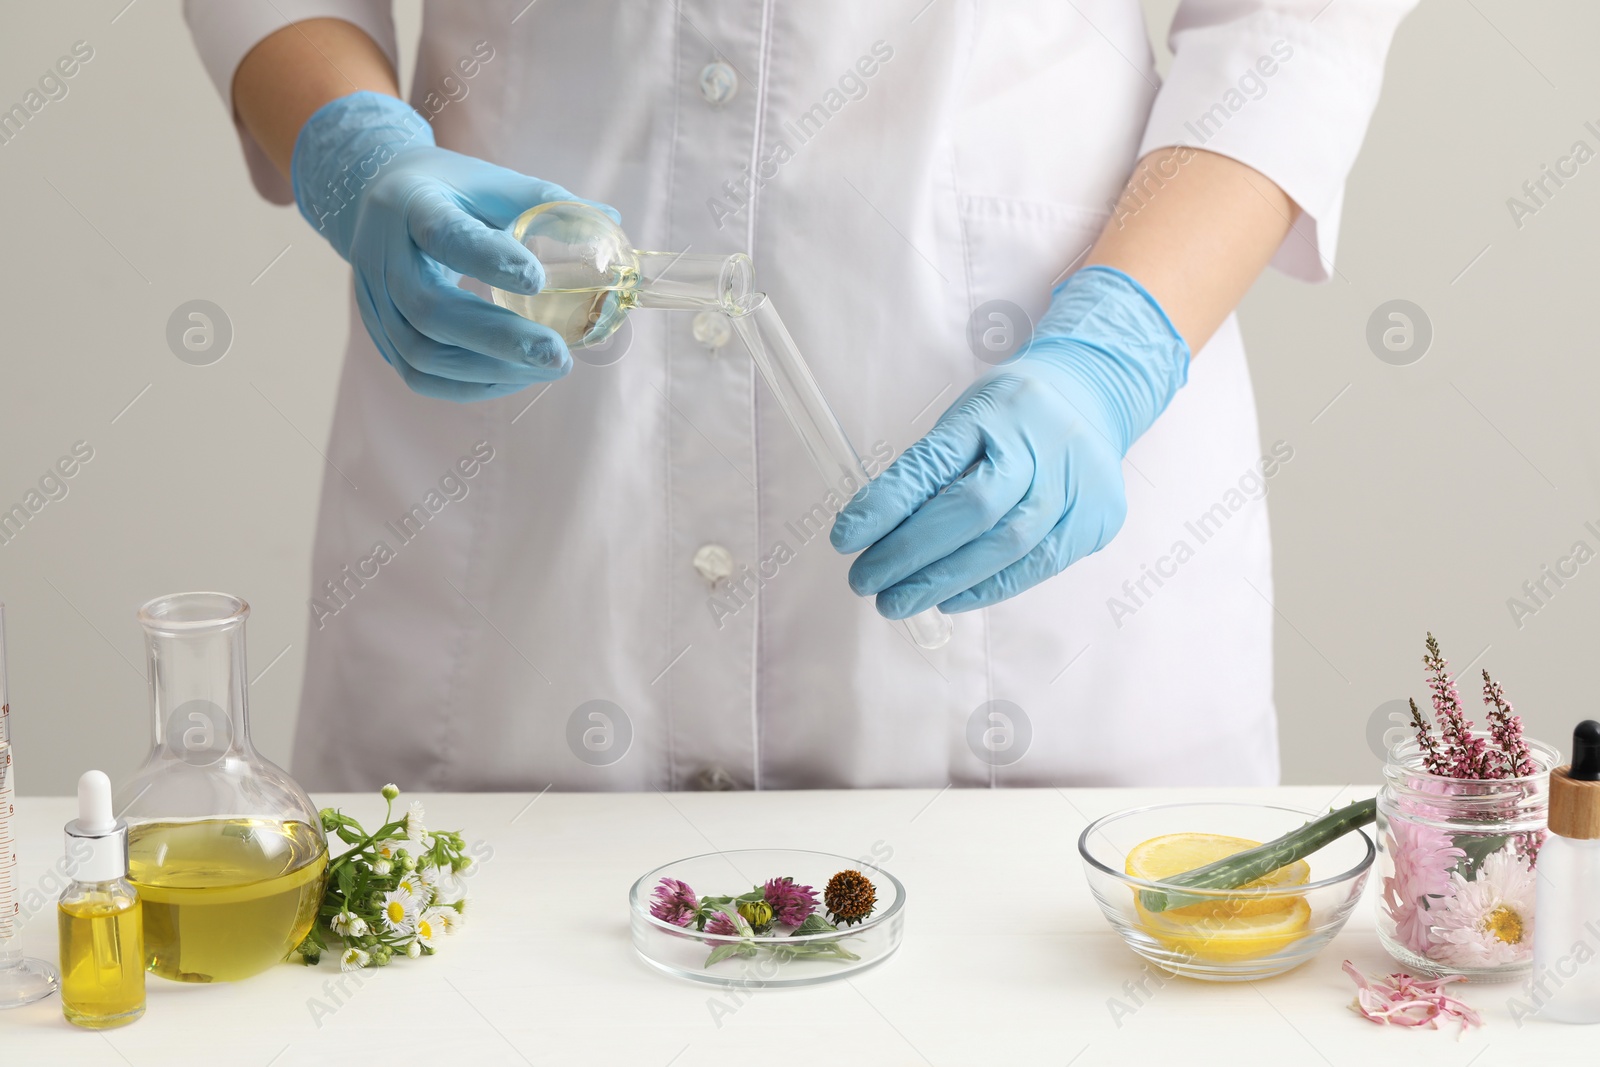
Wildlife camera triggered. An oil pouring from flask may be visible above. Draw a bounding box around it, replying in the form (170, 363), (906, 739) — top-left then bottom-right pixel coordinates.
(0, 602), (61, 1008)
(489, 201), (954, 650)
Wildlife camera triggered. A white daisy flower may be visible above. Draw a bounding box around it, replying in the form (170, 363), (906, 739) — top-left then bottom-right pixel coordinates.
(405, 801), (428, 842)
(379, 888), (419, 934)
(406, 940), (422, 958)
(331, 910), (368, 938)
(1430, 847), (1536, 968)
(414, 909), (444, 950)
(431, 906), (462, 935)
(340, 947), (370, 972)
(396, 868), (433, 905)
(373, 858), (393, 876)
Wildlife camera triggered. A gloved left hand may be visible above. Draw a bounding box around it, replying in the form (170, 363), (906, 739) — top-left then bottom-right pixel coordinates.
(830, 265), (1190, 618)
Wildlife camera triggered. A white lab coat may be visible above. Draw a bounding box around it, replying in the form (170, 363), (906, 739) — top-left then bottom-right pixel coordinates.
(186, 0), (1414, 791)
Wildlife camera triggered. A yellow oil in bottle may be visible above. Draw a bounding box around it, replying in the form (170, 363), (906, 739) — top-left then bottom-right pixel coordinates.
(128, 818), (327, 983)
(58, 893), (145, 1029)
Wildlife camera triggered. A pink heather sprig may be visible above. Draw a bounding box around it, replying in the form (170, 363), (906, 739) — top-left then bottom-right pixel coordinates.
(1407, 698), (1445, 775)
(1481, 669), (1536, 778)
(1343, 961), (1482, 1033)
(1423, 633), (1490, 778)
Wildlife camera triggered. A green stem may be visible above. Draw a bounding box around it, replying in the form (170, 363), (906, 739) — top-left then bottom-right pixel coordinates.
(1138, 797), (1377, 913)
(327, 818), (406, 875)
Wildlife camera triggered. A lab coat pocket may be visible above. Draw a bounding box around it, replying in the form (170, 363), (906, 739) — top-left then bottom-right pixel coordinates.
(956, 195), (1107, 356)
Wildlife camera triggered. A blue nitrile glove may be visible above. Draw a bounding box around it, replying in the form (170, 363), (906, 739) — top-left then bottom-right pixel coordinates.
(291, 91), (618, 401)
(830, 265), (1190, 618)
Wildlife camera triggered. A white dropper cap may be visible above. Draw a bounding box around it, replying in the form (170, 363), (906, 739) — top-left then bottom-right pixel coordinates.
(64, 769), (128, 883)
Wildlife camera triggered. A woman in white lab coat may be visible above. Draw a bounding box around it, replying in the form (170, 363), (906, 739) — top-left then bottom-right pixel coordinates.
(185, 1), (1414, 791)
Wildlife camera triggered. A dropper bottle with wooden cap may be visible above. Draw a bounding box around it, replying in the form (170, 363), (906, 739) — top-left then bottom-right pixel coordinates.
(1532, 720), (1600, 1023)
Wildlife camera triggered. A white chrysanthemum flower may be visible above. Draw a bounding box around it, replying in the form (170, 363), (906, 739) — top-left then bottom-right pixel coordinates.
(340, 946), (370, 972)
(331, 910), (368, 938)
(380, 888), (418, 934)
(373, 858), (392, 876)
(406, 940), (422, 959)
(1430, 847), (1536, 968)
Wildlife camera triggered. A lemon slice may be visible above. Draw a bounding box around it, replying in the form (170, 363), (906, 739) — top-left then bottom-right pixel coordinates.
(1125, 833), (1310, 919)
(1134, 896), (1312, 962)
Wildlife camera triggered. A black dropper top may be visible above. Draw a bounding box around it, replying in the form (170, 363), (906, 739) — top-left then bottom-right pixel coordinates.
(1572, 720), (1600, 781)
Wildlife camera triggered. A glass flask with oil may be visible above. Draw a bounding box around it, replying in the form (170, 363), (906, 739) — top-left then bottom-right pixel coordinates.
(114, 593), (328, 983)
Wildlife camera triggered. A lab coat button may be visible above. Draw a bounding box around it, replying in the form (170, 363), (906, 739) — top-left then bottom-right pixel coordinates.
(698, 61), (738, 105)
(692, 309), (732, 349)
(692, 543), (735, 584)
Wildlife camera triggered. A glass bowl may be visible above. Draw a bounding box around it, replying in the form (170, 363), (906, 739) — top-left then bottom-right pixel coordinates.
(1079, 801), (1375, 981)
(629, 848), (905, 987)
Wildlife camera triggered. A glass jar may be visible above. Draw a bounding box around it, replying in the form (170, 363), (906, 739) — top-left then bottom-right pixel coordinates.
(1376, 730), (1557, 981)
(113, 592), (328, 983)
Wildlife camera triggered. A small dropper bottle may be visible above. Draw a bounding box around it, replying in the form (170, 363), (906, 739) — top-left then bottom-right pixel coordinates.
(1532, 720), (1600, 1023)
(57, 770), (144, 1029)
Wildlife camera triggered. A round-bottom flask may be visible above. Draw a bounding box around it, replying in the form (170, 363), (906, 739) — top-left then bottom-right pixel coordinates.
(114, 593), (328, 983)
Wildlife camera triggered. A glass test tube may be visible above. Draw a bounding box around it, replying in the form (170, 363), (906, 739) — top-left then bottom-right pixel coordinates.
(727, 294), (954, 651)
(0, 603), (62, 1007)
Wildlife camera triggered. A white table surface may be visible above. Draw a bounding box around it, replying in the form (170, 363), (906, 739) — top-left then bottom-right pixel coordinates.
(0, 785), (1585, 1065)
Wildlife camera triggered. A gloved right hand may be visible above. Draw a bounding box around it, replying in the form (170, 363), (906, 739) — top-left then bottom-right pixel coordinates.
(291, 91), (617, 401)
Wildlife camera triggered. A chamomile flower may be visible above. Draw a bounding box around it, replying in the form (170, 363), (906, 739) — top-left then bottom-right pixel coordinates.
(406, 940), (422, 959)
(340, 946), (370, 972)
(331, 910), (368, 938)
(431, 906), (462, 935)
(373, 858), (392, 876)
(405, 801), (428, 843)
(396, 868), (433, 905)
(414, 909), (444, 949)
(380, 888), (419, 934)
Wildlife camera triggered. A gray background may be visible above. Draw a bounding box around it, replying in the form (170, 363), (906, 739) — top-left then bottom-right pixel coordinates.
(1, 1), (1594, 794)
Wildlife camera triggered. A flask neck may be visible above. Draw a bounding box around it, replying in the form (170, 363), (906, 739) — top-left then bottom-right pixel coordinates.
(139, 593), (253, 764)
(631, 250), (753, 312)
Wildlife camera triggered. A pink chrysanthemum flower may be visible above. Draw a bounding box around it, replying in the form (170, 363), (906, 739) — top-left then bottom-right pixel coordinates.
(1343, 961), (1482, 1032)
(1381, 807), (1465, 956)
(763, 877), (819, 927)
(648, 878), (699, 927)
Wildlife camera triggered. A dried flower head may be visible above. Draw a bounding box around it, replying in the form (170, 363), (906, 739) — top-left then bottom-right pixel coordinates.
(824, 869), (877, 927)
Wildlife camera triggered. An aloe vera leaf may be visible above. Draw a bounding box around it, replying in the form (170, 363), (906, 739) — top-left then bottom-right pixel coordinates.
(1138, 797), (1376, 913)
